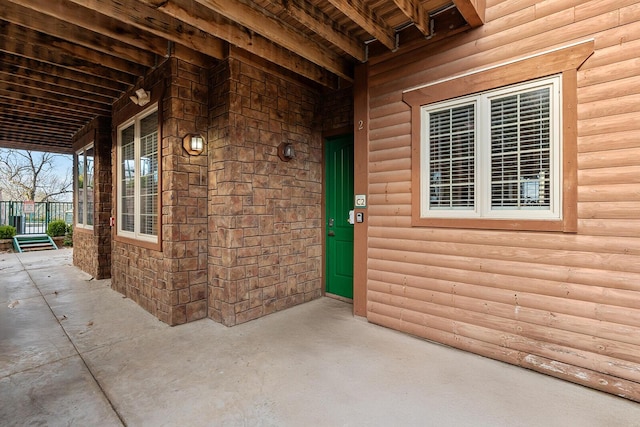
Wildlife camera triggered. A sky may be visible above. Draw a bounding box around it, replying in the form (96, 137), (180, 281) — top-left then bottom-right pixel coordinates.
(51, 153), (74, 202)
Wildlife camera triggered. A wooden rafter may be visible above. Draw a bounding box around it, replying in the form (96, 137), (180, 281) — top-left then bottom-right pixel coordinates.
(326, 0), (396, 50)
(276, 0), (365, 61)
(1, 103), (90, 125)
(452, 0), (485, 27)
(2, 0), (168, 58)
(0, 71), (115, 105)
(0, 86), (111, 115)
(392, 0), (430, 35)
(141, 0), (346, 84)
(1, 1), (158, 67)
(1, 53), (129, 93)
(0, 65), (121, 100)
(0, 22), (147, 77)
(42, 0), (225, 60)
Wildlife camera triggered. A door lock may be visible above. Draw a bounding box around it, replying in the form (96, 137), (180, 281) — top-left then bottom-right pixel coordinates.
(328, 218), (334, 227)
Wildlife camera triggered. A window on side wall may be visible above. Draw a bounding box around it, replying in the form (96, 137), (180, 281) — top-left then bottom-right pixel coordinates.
(117, 106), (159, 243)
(76, 144), (94, 229)
(403, 40), (594, 232)
(421, 76), (562, 221)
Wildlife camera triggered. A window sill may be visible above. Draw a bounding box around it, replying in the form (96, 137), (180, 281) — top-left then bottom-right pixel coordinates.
(412, 217), (574, 232)
(74, 226), (94, 234)
(114, 233), (161, 252)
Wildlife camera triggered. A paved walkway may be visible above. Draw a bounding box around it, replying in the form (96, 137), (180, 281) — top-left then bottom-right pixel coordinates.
(1, 249), (640, 427)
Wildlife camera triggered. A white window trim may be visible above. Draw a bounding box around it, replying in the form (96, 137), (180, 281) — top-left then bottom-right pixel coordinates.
(75, 143), (94, 230)
(420, 75), (562, 221)
(116, 104), (158, 243)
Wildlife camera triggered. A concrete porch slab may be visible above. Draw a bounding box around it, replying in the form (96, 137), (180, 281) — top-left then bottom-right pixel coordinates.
(1, 249), (640, 426)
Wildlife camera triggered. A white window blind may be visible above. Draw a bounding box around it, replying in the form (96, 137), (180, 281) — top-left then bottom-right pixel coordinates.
(421, 76), (561, 220)
(117, 106), (158, 242)
(428, 104), (475, 210)
(490, 88), (551, 210)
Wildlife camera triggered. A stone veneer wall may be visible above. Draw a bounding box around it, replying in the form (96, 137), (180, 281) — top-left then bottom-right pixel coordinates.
(320, 85), (354, 133)
(72, 116), (112, 279)
(207, 50), (323, 326)
(111, 58), (209, 325)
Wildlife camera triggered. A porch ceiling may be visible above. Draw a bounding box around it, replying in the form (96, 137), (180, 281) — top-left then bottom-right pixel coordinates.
(0, 0), (482, 154)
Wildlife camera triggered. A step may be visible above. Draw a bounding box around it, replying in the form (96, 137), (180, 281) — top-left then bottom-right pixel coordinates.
(13, 235), (58, 253)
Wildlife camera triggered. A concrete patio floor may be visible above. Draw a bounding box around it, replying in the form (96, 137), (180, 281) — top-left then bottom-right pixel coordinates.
(1, 249), (640, 427)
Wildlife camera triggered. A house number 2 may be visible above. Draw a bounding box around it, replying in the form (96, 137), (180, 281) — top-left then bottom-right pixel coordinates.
(358, 120), (364, 130)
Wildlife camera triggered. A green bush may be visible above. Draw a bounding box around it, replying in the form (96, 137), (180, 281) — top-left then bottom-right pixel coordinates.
(0, 225), (16, 239)
(47, 220), (68, 237)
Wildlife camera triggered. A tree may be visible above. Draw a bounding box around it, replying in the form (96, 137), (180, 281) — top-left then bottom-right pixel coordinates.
(0, 149), (72, 202)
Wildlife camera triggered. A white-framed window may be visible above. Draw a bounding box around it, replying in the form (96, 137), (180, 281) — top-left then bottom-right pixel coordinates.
(117, 105), (159, 243)
(420, 75), (562, 220)
(76, 144), (94, 229)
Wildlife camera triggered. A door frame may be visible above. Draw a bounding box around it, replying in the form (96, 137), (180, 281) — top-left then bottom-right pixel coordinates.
(321, 62), (368, 316)
(323, 134), (355, 301)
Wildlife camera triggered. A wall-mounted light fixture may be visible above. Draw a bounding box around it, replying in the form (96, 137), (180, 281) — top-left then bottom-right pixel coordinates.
(130, 88), (151, 106)
(183, 133), (205, 155)
(278, 142), (295, 161)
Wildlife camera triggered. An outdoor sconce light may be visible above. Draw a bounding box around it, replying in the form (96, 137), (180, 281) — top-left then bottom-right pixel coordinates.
(278, 142), (295, 161)
(130, 88), (151, 106)
(183, 133), (205, 155)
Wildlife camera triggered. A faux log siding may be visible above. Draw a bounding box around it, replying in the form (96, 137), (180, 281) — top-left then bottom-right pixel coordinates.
(366, 0), (640, 400)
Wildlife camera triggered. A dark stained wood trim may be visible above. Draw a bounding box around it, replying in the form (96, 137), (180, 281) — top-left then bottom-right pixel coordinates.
(353, 63), (369, 317)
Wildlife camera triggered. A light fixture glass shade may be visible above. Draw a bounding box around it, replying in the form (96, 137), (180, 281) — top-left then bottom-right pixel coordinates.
(277, 142), (295, 161)
(191, 135), (204, 152)
(183, 133), (205, 155)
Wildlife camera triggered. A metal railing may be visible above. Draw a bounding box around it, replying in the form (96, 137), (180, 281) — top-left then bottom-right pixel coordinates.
(0, 201), (73, 235)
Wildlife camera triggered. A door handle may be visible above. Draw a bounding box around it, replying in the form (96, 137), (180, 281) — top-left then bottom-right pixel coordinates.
(328, 231), (335, 236)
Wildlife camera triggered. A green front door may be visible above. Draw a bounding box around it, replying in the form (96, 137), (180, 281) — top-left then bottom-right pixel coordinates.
(325, 135), (354, 299)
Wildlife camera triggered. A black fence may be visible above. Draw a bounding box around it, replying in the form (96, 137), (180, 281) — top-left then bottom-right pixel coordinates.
(0, 201), (73, 235)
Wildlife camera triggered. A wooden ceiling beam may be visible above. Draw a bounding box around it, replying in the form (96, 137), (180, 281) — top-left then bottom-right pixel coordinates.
(0, 127), (73, 138)
(189, 0), (351, 78)
(326, 0), (396, 50)
(1, 53), (129, 93)
(0, 136), (73, 154)
(1, 114), (80, 133)
(1, 124), (75, 139)
(392, 0), (430, 35)
(452, 0), (485, 27)
(0, 63), (121, 100)
(277, 0), (365, 61)
(62, 0), (225, 60)
(0, 71), (115, 105)
(0, 87), (110, 115)
(1, 104), (90, 125)
(0, 49), (137, 88)
(0, 21), (147, 78)
(0, 1), (158, 67)
(5, 0), (219, 64)
(140, 0), (344, 85)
